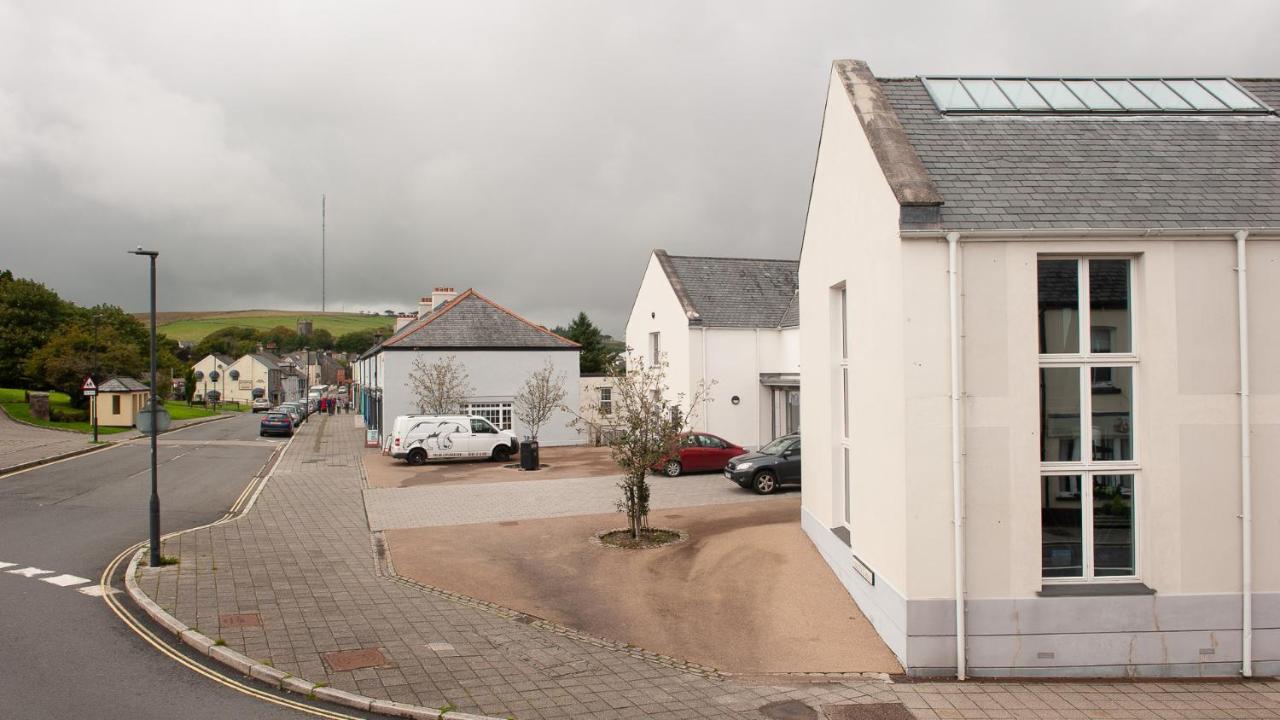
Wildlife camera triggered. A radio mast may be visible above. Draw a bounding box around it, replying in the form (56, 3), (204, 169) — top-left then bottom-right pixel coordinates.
(321, 194), (326, 313)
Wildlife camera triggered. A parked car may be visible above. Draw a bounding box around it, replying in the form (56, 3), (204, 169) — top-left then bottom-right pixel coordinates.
(259, 411), (294, 437)
(656, 432), (745, 477)
(251, 397), (272, 413)
(398, 415), (518, 465)
(276, 403), (303, 426)
(725, 433), (801, 494)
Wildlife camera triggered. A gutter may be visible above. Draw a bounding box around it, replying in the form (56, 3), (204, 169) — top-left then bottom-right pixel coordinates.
(947, 231), (967, 680)
(1236, 230), (1253, 678)
(901, 227), (1280, 241)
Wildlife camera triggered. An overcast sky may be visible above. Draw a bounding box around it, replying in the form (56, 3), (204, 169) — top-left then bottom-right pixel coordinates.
(2, 1), (1277, 334)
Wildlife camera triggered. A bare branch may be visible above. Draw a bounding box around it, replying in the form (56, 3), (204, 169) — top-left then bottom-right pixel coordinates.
(513, 358), (567, 440)
(405, 355), (474, 414)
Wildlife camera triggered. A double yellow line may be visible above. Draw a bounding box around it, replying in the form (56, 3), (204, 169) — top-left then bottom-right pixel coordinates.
(95, 436), (363, 719)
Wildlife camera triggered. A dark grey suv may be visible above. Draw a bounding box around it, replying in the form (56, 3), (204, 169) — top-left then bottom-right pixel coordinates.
(725, 434), (801, 494)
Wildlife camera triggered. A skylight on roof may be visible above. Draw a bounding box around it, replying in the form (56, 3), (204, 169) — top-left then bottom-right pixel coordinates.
(921, 77), (1270, 114)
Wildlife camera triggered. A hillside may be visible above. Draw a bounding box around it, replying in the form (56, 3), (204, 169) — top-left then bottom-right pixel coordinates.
(142, 310), (395, 343)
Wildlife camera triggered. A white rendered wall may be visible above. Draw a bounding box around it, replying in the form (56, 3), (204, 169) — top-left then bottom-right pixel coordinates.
(380, 349), (581, 446)
(624, 253), (693, 411)
(224, 356), (273, 405)
(798, 66), (910, 593)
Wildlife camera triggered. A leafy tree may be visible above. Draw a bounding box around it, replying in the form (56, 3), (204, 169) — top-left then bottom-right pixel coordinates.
(182, 366), (197, 402)
(310, 328), (335, 350)
(406, 355), (473, 414)
(261, 325), (301, 354)
(335, 329), (378, 354)
(0, 271), (74, 386)
(513, 359), (567, 441)
(193, 326), (260, 359)
(569, 354), (711, 539)
(557, 312), (620, 374)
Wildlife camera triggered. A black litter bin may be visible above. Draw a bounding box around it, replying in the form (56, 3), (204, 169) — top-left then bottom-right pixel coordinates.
(520, 439), (540, 470)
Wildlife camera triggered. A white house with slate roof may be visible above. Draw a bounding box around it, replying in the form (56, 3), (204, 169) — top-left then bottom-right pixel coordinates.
(355, 288), (581, 446)
(799, 61), (1280, 679)
(626, 250), (799, 449)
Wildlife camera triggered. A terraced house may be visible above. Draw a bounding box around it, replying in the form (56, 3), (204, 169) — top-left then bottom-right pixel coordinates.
(798, 61), (1280, 678)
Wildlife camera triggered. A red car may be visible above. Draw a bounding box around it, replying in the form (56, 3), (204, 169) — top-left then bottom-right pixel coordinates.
(656, 432), (745, 477)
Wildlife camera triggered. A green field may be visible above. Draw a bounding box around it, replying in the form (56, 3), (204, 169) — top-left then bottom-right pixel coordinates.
(153, 310), (395, 343)
(0, 388), (221, 433)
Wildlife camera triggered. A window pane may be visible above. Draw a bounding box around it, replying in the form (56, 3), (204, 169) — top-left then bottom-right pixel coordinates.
(1038, 259), (1079, 354)
(1089, 259), (1131, 353)
(925, 79), (976, 110)
(1042, 475), (1083, 578)
(996, 80), (1050, 110)
(1196, 79), (1261, 110)
(843, 447), (851, 524)
(1093, 475), (1135, 576)
(1132, 80), (1191, 110)
(1092, 367), (1133, 461)
(961, 79), (1014, 110)
(1099, 80), (1157, 110)
(1030, 80), (1086, 110)
(1041, 368), (1081, 461)
(842, 367), (849, 438)
(1166, 80), (1227, 110)
(1065, 80), (1121, 110)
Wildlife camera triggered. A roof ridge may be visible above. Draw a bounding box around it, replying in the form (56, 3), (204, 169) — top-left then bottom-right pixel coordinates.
(663, 252), (799, 264)
(380, 289), (579, 349)
(464, 290), (580, 348)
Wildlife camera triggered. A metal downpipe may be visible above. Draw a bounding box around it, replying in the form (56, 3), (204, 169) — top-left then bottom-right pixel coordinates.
(947, 231), (967, 680)
(1236, 229), (1252, 678)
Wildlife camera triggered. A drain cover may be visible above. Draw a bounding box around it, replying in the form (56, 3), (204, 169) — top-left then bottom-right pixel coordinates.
(822, 704), (915, 720)
(218, 613), (262, 628)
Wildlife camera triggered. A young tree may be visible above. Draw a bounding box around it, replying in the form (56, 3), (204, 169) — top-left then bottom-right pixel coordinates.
(513, 359), (567, 441)
(570, 354), (711, 539)
(406, 355), (473, 414)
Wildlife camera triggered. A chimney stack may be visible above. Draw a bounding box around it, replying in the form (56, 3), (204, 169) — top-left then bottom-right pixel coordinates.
(418, 296), (432, 318)
(431, 287), (457, 311)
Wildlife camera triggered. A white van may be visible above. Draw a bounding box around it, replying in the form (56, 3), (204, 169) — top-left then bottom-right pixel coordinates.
(386, 414), (433, 455)
(397, 415), (518, 465)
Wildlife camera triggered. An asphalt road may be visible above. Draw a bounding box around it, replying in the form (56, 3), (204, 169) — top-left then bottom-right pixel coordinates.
(0, 413), (369, 719)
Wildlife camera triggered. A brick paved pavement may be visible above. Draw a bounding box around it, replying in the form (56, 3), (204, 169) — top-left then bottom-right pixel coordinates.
(0, 407), (96, 473)
(364, 469), (788, 530)
(135, 416), (1280, 720)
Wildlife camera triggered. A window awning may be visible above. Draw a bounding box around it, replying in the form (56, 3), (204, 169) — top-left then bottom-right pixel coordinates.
(759, 373), (799, 388)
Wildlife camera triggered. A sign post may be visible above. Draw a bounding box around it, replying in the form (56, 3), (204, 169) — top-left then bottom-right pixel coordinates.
(82, 377), (98, 443)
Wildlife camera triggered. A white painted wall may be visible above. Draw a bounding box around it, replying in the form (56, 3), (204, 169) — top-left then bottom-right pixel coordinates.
(224, 356), (276, 405)
(624, 253), (691, 409)
(190, 354), (231, 401)
(380, 349), (581, 446)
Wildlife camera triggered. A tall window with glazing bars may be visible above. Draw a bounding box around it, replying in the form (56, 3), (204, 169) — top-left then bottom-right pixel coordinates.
(1038, 257), (1138, 582)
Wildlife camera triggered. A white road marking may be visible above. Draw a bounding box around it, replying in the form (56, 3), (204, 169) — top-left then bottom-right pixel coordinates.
(0, 561), (16, 570)
(79, 585), (121, 597)
(6, 567), (53, 577)
(42, 573), (91, 587)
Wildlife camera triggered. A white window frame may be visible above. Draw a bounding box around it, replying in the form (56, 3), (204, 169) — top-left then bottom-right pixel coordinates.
(465, 401), (513, 431)
(834, 283), (851, 529)
(649, 331), (661, 366)
(1038, 255), (1140, 584)
(598, 387), (612, 416)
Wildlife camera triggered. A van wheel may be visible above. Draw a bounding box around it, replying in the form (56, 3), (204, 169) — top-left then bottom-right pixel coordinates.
(663, 460), (682, 477)
(753, 470), (778, 495)
(492, 445), (513, 462)
(407, 448), (427, 466)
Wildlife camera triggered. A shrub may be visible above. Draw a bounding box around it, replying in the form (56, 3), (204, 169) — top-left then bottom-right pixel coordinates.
(50, 407), (88, 423)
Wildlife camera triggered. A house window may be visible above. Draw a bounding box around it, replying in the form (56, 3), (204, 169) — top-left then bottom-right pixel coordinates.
(112, 395), (120, 414)
(465, 402), (513, 431)
(598, 387), (612, 416)
(832, 282), (851, 529)
(1038, 257), (1137, 581)
(649, 332), (661, 365)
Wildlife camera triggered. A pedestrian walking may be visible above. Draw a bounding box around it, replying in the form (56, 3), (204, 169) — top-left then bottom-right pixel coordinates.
(327, 395), (335, 415)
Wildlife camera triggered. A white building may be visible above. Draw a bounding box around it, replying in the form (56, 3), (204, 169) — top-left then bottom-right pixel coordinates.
(625, 250), (799, 449)
(354, 288), (582, 446)
(799, 60), (1280, 678)
(190, 353), (234, 402)
(224, 353), (283, 405)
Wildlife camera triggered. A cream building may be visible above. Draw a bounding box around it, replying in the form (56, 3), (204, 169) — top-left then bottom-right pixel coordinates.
(799, 61), (1280, 678)
(93, 377), (150, 427)
(190, 353), (233, 403)
(224, 353), (283, 405)
(625, 250), (799, 449)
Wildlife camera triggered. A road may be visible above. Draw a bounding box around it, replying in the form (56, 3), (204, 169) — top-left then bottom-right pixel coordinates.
(0, 413), (369, 719)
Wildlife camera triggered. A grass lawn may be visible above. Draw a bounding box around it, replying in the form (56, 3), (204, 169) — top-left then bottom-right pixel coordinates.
(157, 311), (393, 343)
(0, 388), (224, 432)
(0, 388), (129, 435)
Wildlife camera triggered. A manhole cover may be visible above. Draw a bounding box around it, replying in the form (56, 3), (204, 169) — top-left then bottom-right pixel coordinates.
(488, 636), (597, 678)
(219, 613), (262, 628)
(822, 704), (915, 720)
(322, 648), (388, 672)
(759, 700), (817, 720)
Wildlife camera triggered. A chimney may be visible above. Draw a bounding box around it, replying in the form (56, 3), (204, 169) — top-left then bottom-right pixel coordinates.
(395, 315), (414, 332)
(431, 286), (457, 311)
(418, 296), (432, 318)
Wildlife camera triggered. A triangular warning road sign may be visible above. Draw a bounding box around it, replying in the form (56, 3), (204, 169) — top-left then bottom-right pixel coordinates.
(82, 377), (96, 391)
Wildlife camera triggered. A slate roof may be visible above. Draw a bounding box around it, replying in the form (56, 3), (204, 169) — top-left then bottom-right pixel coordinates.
(381, 289), (579, 350)
(656, 251), (799, 328)
(853, 68), (1280, 230)
(249, 353), (280, 370)
(99, 377), (149, 393)
(213, 353), (234, 366)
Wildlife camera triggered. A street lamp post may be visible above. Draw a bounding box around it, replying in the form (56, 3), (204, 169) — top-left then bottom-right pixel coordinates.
(128, 247), (162, 568)
(91, 312), (102, 443)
